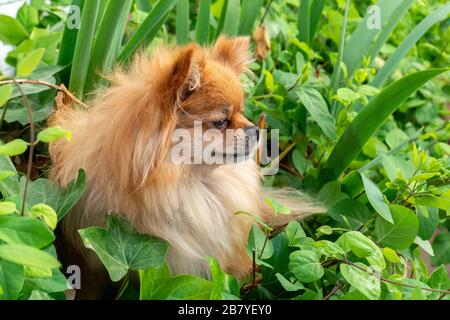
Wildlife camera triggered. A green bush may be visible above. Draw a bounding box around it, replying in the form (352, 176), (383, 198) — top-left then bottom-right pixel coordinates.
(0, 0), (449, 300)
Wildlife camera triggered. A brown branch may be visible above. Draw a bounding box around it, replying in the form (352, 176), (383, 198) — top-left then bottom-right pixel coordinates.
(259, 0), (274, 26)
(323, 281), (344, 300)
(12, 79), (35, 216)
(0, 79), (88, 109)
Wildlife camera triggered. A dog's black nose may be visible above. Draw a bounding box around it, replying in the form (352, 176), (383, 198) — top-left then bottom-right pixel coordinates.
(245, 126), (260, 141)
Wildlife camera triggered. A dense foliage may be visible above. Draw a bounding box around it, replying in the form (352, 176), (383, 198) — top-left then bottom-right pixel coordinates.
(0, 0), (449, 300)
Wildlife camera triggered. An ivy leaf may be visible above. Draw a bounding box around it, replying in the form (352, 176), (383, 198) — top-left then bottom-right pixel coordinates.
(340, 263), (381, 300)
(375, 204), (419, 250)
(29, 204), (57, 230)
(139, 265), (212, 300)
(289, 250), (324, 283)
(275, 273), (304, 292)
(360, 173), (393, 223)
(79, 216), (169, 282)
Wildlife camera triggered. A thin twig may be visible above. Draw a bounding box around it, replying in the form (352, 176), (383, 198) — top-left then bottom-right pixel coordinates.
(12, 79), (35, 216)
(0, 79), (87, 109)
(259, 0), (274, 26)
(323, 281), (344, 300)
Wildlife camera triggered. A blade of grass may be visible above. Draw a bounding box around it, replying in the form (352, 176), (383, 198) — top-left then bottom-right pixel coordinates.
(371, 3), (450, 88)
(176, 0), (189, 44)
(367, 0), (414, 65)
(342, 0), (402, 78)
(118, 0), (176, 63)
(195, 0), (210, 45)
(68, 0), (100, 99)
(297, 0), (311, 44)
(94, 0), (109, 33)
(309, 0), (324, 41)
(238, 0), (264, 35)
(221, 0), (241, 37)
(136, 0), (152, 12)
(57, 0), (85, 86)
(318, 68), (449, 186)
(84, 0), (133, 93)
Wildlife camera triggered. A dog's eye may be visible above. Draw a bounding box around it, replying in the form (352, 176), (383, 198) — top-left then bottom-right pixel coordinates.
(213, 119), (229, 130)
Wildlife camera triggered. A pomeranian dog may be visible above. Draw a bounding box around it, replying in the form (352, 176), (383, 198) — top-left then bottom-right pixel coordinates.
(49, 36), (323, 299)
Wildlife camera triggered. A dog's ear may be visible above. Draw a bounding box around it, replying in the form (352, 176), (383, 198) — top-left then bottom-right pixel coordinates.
(211, 36), (251, 75)
(165, 45), (202, 104)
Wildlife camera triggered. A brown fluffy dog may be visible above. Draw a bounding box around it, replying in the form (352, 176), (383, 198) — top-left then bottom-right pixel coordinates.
(49, 37), (322, 299)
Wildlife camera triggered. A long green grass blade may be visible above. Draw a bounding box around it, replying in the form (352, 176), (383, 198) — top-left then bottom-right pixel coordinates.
(221, 0), (241, 37)
(68, 0), (100, 98)
(371, 3), (450, 88)
(330, 0), (350, 93)
(57, 0), (85, 86)
(238, 0), (264, 35)
(85, 0), (133, 93)
(342, 0), (402, 78)
(215, 0), (229, 39)
(309, 0), (325, 41)
(136, 0), (152, 12)
(297, 0), (311, 44)
(318, 68), (449, 186)
(94, 0), (109, 33)
(118, 0), (176, 63)
(176, 0), (190, 44)
(195, 0), (211, 45)
(367, 0), (414, 65)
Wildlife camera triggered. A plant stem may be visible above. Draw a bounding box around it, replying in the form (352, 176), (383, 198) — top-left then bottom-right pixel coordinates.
(323, 281), (344, 300)
(13, 80), (35, 216)
(0, 79), (87, 108)
(259, 0), (274, 26)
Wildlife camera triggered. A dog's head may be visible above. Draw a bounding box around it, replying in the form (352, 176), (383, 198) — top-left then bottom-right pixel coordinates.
(104, 37), (258, 188)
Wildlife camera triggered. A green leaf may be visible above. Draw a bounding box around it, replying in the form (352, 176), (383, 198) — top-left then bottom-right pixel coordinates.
(319, 68), (449, 185)
(382, 247), (400, 263)
(431, 232), (450, 266)
(139, 265), (212, 300)
(336, 88), (360, 104)
(297, 0), (311, 44)
(0, 171), (16, 182)
(0, 260), (24, 300)
(17, 48), (45, 77)
(0, 202), (17, 215)
(247, 225), (273, 260)
(0, 139), (28, 157)
(275, 273), (304, 292)
(414, 237), (434, 257)
(417, 206), (439, 240)
(285, 221), (306, 244)
(195, 0), (211, 45)
(0, 244), (60, 269)
(0, 84), (13, 107)
(375, 204), (419, 250)
(29, 204), (57, 230)
(265, 197), (291, 215)
(314, 240), (345, 258)
(176, 0), (190, 44)
(297, 87), (336, 140)
(78, 216), (169, 282)
(371, 4), (450, 87)
(118, 0), (177, 63)
(0, 14), (29, 45)
(21, 169), (86, 222)
(37, 127), (72, 143)
(289, 250), (324, 283)
(427, 265), (449, 298)
(340, 263), (381, 300)
(220, 0), (240, 37)
(0, 215), (55, 248)
(336, 231), (385, 270)
(360, 173), (392, 223)
(0, 156), (20, 198)
(328, 198), (372, 230)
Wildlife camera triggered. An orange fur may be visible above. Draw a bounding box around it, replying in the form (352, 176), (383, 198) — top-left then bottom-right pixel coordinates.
(49, 37), (324, 299)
